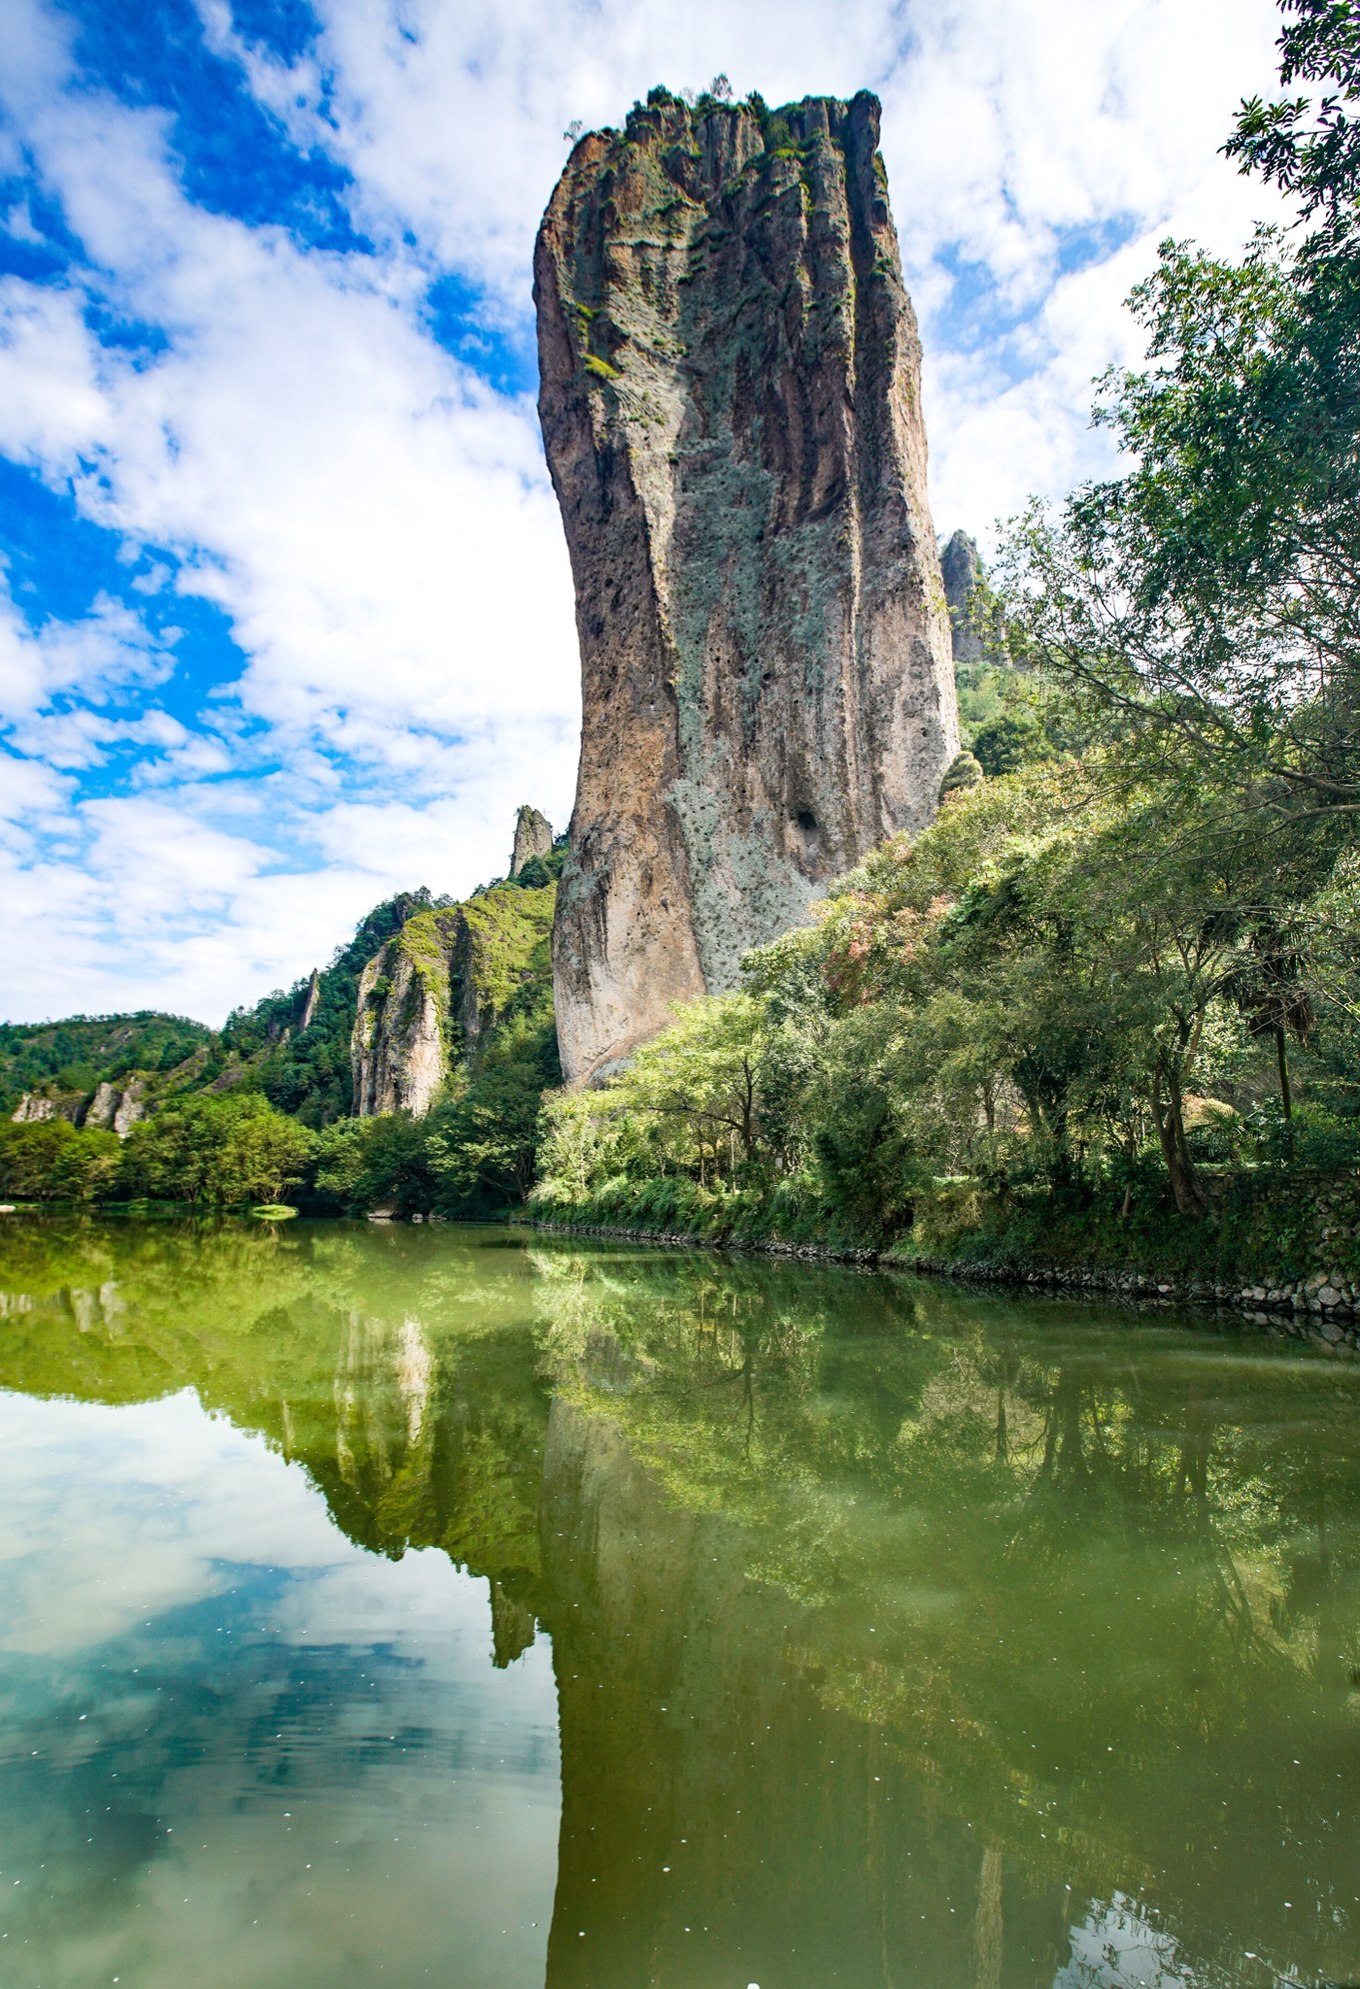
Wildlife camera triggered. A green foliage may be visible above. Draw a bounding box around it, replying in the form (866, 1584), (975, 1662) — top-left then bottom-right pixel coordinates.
(222, 888), (447, 1125)
(313, 1112), (434, 1217)
(426, 1006), (562, 1212)
(1000, 5), (1360, 830)
(119, 1094), (316, 1208)
(971, 711), (1043, 776)
(0, 860), (562, 1217)
(535, 994), (769, 1212)
(341, 877), (560, 1213)
(1227, 0), (1360, 236)
(948, 553), (1090, 776)
(0, 1013), (213, 1119)
(504, 845), (565, 891)
(307, 1010), (561, 1221)
(0, 1120), (121, 1203)
(939, 750), (984, 799)
(456, 883), (556, 1038)
(535, 741), (1360, 1272)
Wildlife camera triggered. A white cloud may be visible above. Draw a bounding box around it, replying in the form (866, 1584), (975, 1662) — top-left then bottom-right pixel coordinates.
(0, 579), (175, 724)
(0, 276), (112, 473)
(0, 0), (1295, 1020)
(0, 751), (71, 852)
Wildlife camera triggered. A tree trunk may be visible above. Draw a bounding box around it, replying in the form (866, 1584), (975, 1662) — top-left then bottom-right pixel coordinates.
(740, 1058), (757, 1164)
(1275, 1024), (1293, 1120)
(974, 1845), (1004, 1989)
(1151, 1059), (1209, 1218)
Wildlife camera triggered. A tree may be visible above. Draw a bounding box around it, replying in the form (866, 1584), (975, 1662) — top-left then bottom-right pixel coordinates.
(0, 1120), (121, 1202)
(119, 1094), (314, 1206)
(312, 1113), (432, 1216)
(1227, 0), (1360, 235)
(1001, 0), (1360, 828)
(426, 1010), (562, 1210)
(622, 995), (768, 1180)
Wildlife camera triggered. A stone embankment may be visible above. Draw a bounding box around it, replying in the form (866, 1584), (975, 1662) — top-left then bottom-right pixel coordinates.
(529, 1217), (878, 1264)
(907, 1256), (1359, 1351)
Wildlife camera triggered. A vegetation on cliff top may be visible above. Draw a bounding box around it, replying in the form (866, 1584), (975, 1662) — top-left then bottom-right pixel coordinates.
(0, 1013), (214, 1122)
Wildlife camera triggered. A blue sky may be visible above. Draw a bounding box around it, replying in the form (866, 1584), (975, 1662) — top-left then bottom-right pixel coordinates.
(0, 0), (1283, 1025)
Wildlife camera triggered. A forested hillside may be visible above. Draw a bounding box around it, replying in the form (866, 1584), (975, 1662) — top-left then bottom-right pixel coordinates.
(0, 1014), (214, 1122)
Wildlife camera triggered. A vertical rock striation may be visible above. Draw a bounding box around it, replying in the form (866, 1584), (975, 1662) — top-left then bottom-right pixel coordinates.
(351, 925), (451, 1118)
(10, 1092), (55, 1124)
(536, 88), (959, 1084)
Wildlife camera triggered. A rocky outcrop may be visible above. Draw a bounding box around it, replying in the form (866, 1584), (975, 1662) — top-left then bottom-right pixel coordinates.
(113, 1082), (146, 1136)
(11, 1092), (55, 1123)
(351, 912), (457, 1118)
(350, 883), (557, 1118)
(82, 1078), (146, 1137)
(939, 527), (983, 664)
(300, 968), (322, 1031)
(82, 1081), (119, 1130)
(510, 806), (553, 877)
(536, 88), (959, 1084)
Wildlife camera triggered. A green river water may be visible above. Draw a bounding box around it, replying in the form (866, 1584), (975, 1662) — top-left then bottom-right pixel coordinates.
(0, 1216), (1357, 1989)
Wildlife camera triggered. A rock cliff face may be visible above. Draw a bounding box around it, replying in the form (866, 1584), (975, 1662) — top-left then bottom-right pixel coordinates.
(11, 1092), (56, 1124)
(350, 884), (557, 1118)
(352, 924), (451, 1118)
(83, 1079), (146, 1137)
(300, 968), (322, 1031)
(536, 88), (959, 1084)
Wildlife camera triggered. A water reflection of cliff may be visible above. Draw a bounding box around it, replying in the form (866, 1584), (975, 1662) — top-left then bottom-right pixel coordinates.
(2, 1217), (1359, 1988)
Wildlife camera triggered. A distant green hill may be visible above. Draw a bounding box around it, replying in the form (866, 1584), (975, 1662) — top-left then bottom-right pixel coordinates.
(0, 1013), (215, 1121)
(3, 836), (567, 1138)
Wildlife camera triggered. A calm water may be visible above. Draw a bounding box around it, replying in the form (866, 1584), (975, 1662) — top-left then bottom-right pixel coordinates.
(0, 1220), (1357, 1989)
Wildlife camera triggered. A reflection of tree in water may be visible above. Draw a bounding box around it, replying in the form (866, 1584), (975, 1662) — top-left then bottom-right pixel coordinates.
(530, 1243), (1360, 1988)
(0, 1214), (554, 1643)
(2, 1221), (1360, 1985)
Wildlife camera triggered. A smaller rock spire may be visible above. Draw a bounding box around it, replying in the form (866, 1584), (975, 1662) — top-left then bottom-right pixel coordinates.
(939, 530), (984, 664)
(300, 968), (322, 1031)
(511, 805), (553, 877)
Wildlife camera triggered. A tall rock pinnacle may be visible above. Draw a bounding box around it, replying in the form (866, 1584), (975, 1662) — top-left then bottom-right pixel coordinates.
(536, 87), (959, 1084)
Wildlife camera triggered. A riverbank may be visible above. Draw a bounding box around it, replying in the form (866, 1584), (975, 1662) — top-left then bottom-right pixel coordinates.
(528, 1165), (1360, 1351)
(529, 1214), (1360, 1351)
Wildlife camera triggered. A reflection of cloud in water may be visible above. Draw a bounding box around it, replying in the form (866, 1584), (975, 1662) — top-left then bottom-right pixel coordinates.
(0, 1391), (347, 1654)
(0, 1387), (559, 1989)
(1059, 1894), (1206, 1988)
